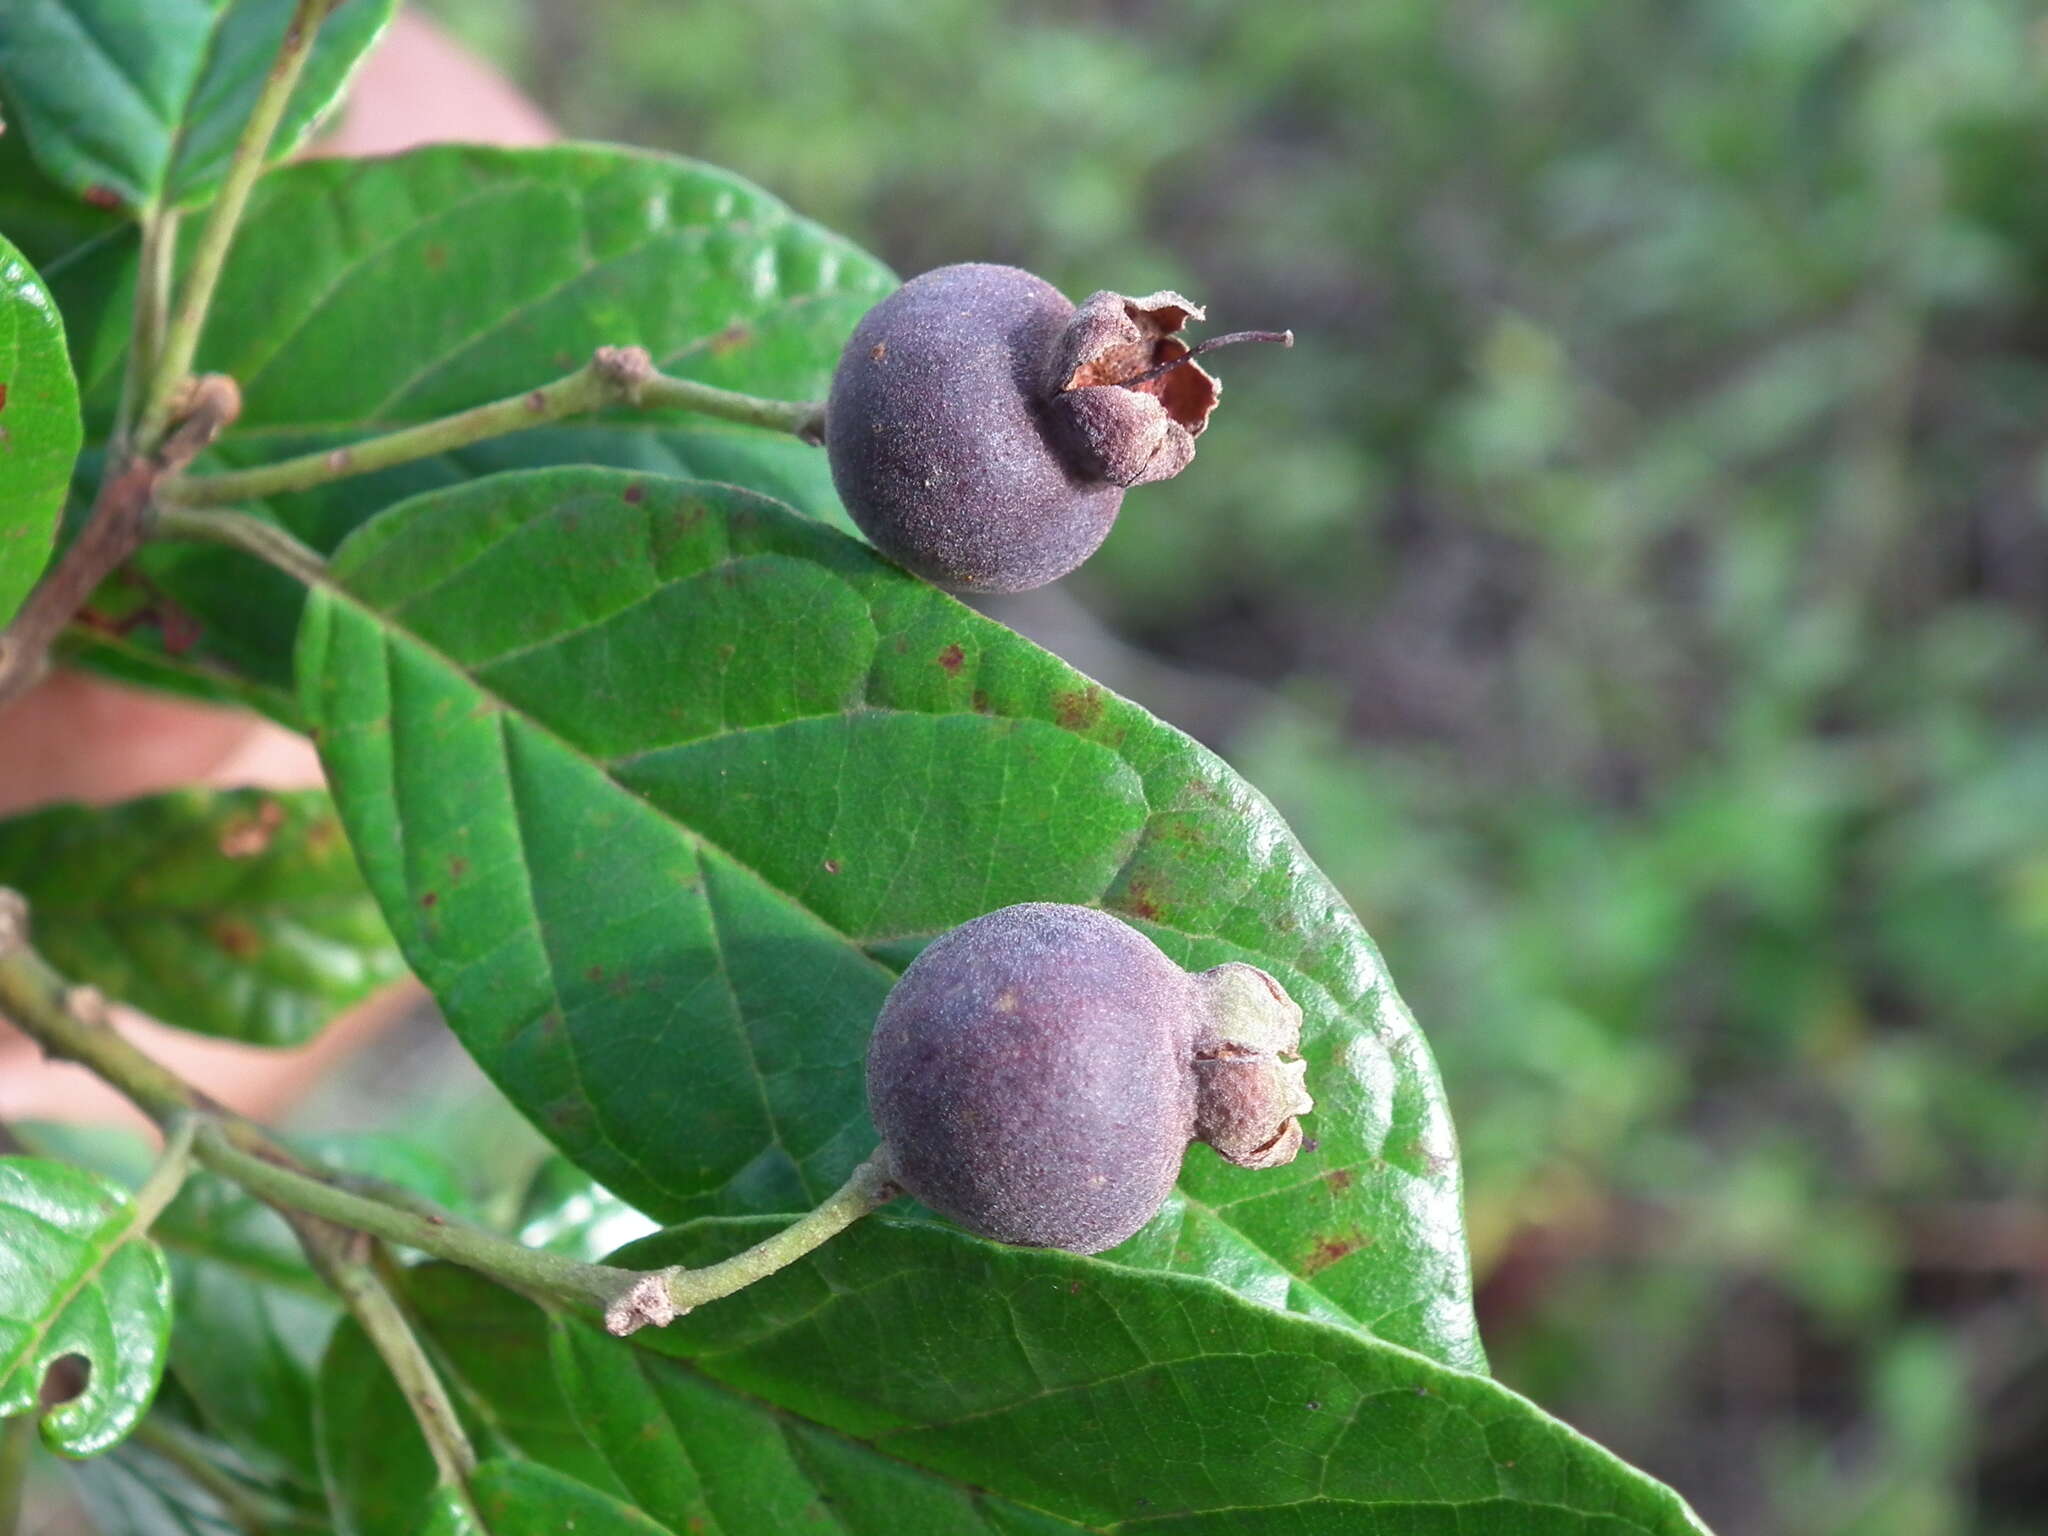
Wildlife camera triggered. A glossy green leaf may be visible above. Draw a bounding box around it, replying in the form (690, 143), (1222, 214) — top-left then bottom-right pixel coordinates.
(52, 141), (893, 696)
(0, 0), (396, 213)
(300, 468), (1483, 1373)
(316, 1264), (626, 1536)
(0, 788), (404, 1045)
(0, 231), (81, 626)
(0, 1156), (172, 1456)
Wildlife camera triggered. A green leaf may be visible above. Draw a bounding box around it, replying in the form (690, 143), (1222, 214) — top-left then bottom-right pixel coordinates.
(0, 1156), (173, 1456)
(162, 1175), (332, 1493)
(0, 128), (124, 271)
(69, 1408), (334, 1536)
(0, 788), (405, 1045)
(326, 1250), (1707, 1536)
(471, 1462), (675, 1535)
(0, 231), (81, 627)
(0, 0), (396, 213)
(609, 1220), (1706, 1533)
(300, 468), (1483, 1373)
(316, 1264), (626, 1536)
(70, 1444), (251, 1536)
(54, 141), (894, 695)
(410, 1487), (481, 1536)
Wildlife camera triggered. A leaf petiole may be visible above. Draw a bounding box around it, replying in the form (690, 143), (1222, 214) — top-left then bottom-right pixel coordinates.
(138, 0), (341, 448)
(158, 346), (826, 509)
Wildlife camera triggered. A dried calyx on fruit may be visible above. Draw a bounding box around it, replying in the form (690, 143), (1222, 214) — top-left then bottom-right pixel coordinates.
(825, 263), (1291, 594)
(865, 902), (1313, 1254)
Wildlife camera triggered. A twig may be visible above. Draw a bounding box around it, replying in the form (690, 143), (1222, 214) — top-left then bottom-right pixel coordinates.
(160, 346), (826, 509)
(0, 376), (242, 711)
(0, 894), (484, 1507)
(195, 1127), (631, 1314)
(114, 208), (182, 455)
(138, 0), (339, 447)
(129, 1114), (200, 1231)
(0, 889), (894, 1338)
(296, 1222), (479, 1496)
(604, 1158), (899, 1335)
(151, 507), (328, 588)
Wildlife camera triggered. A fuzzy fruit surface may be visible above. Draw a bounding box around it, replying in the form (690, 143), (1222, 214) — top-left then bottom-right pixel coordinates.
(867, 903), (1313, 1254)
(826, 264), (1118, 594)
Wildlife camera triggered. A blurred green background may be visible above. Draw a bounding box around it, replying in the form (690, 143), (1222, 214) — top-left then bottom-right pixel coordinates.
(415, 2), (2048, 1530)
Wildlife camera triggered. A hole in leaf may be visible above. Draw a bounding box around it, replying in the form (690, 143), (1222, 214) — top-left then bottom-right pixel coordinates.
(40, 1353), (89, 1407)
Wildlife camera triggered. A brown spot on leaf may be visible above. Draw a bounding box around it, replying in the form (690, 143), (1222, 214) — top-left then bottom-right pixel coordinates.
(420, 891), (438, 909)
(448, 856), (470, 881)
(1302, 1230), (1371, 1275)
(209, 920), (262, 959)
(970, 690), (991, 714)
(423, 244), (447, 270)
(160, 606), (201, 656)
(623, 483), (645, 504)
(711, 322), (751, 354)
(1323, 1168), (1354, 1194)
(1053, 686), (1104, 732)
(1124, 880), (1161, 921)
(546, 1098), (590, 1132)
(586, 965), (604, 983)
(936, 643), (964, 674)
(1068, 1281), (1083, 1295)
(0, 384), (9, 412)
(218, 799), (285, 857)
(82, 185), (122, 209)
(823, 858), (842, 874)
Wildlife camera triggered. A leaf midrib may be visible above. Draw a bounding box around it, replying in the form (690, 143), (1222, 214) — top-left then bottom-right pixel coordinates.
(0, 1180), (149, 1388)
(321, 542), (1399, 1334)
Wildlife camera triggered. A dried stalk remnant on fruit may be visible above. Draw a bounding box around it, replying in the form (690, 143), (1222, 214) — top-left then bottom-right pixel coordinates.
(825, 264), (1290, 593)
(866, 902), (1313, 1253)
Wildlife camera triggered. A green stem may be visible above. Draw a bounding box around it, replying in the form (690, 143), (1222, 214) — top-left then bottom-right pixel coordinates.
(298, 1225), (479, 1495)
(131, 1115), (199, 1230)
(604, 1157), (899, 1336)
(194, 1126), (631, 1313)
(1, 889), (892, 1337)
(151, 507), (328, 588)
(0, 893), (223, 1128)
(139, 0), (337, 447)
(159, 346), (825, 508)
(115, 207), (181, 455)
(0, 1412), (28, 1536)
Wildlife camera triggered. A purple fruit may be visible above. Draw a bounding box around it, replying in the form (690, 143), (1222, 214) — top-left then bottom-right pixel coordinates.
(866, 902), (1312, 1254)
(825, 264), (1288, 593)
